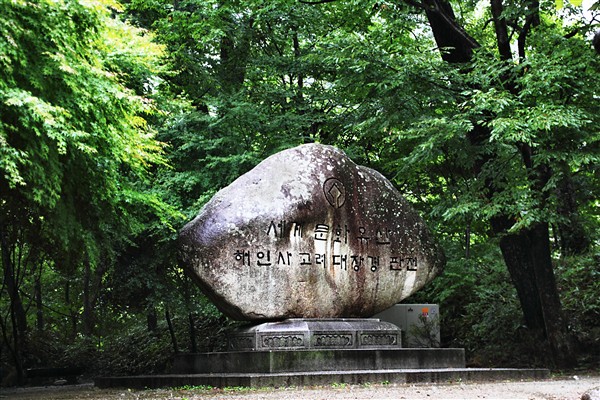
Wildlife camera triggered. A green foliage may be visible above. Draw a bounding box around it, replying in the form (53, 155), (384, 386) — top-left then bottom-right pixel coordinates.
(2, 0), (599, 380)
(555, 252), (600, 364)
(0, 0), (171, 270)
(0, 0), (181, 381)
(37, 311), (237, 376)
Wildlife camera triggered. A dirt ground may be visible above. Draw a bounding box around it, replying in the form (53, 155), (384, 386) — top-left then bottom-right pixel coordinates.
(2, 375), (599, 400)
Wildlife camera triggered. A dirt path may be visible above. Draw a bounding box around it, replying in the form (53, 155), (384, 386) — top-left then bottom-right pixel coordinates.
(2, 375), (598, 400)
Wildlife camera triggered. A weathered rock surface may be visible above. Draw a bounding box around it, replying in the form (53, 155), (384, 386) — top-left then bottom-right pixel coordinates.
(179, 144), (445, 320)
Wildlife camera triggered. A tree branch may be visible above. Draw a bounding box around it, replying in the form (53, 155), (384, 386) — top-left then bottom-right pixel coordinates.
(490, 0), (512, 61)
(421, 0), (480, 63)
(518, 15), (534, 60)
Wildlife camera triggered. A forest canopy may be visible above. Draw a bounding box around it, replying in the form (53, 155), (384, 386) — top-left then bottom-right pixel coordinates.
(1, 0), (599, 385)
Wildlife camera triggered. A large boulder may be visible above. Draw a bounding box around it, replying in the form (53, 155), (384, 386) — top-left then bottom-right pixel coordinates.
(179, 144), (444, 320)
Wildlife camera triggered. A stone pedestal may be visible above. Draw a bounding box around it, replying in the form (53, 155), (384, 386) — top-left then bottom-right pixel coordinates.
(95, 317), (551, 389)
(228, 318), (401, 351)
(169, 318), (464, 377)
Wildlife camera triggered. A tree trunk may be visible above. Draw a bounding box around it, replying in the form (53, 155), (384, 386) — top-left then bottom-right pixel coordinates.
(65, 281), (78, 341)
(188, 312), (197, 353)
(1, 226), (27, 336)
(465, 219), (471, 259)
(218, 10), (254, 94)
(491, 216), (546, 333)
(147, 308), (158, 332)
(82, 257), (95, 336)
(82, 255), (108, 337)
(422, 0), (479, 63)
(528, 222), (576, 367)
(494, 219), (576, 367)
(1, 225), (27, 385)
(35, 273), (44, 331)
(293, 28), (304, 105)
(556, 169), (590, 255)
(166, 309), (179, 354)
(490, 0), (512, 61)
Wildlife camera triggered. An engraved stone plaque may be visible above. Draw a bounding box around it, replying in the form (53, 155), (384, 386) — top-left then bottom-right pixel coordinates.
(228, 318), (401, 350)
(179, 144), (445, 320)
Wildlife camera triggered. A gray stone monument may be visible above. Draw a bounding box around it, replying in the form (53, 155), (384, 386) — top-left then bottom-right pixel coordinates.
(179, 144), (445, 321)
(179, 143), (445, 352)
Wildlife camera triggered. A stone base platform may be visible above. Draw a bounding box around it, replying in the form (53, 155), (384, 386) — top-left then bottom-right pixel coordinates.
(93, 319), (550, 389)
(95, 367), (550, 389)
(171, 348), (466, 374)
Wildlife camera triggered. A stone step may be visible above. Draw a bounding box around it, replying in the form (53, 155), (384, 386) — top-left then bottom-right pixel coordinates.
(95, 368), (550, 389)
(172, 348), (466, 374)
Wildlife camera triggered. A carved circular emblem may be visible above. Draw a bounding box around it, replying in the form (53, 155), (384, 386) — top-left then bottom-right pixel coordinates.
(323, 177), (346, 208)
